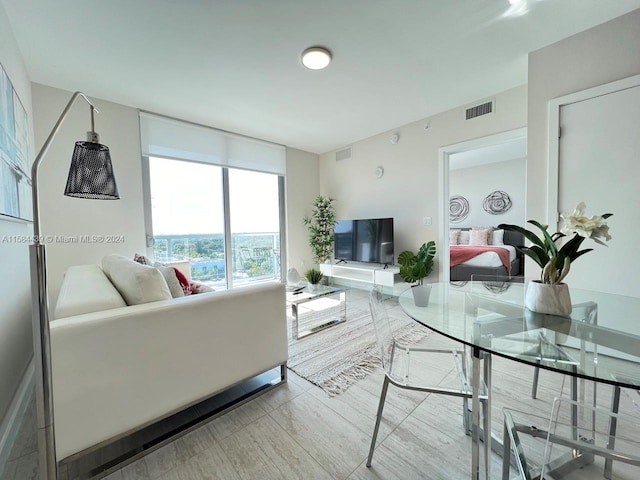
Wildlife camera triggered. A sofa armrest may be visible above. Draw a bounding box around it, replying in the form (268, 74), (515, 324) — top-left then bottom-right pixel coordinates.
(50, 282), (286, 461)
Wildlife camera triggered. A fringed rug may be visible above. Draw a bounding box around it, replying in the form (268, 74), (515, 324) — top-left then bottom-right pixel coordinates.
(287, 293), (430, 396)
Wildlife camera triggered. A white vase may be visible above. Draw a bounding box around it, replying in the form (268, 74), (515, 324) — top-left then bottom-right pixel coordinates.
(308, 282), (318, 293)
(525, 281), (572, 316)
(412, 284), (432, 307)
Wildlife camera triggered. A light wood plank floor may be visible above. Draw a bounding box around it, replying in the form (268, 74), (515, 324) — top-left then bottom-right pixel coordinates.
(2, 288), (638, 479)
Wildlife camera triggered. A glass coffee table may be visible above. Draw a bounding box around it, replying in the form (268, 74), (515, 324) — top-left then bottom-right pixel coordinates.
(286, 284), (346, 340)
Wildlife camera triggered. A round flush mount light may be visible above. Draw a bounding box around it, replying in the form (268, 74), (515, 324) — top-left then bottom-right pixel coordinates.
(301, 47), (332, 70)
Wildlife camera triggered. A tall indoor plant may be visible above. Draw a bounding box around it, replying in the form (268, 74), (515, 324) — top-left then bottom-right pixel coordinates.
(303, 195), (336, 264)
(499, 202), (612, 315)
(398, 240), (436, 307)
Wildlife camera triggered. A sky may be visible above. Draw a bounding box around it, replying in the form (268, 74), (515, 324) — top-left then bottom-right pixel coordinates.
(149, 157), (279, 235)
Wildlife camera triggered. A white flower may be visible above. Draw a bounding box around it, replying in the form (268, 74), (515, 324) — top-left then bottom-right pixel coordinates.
(560, 202), (612, 244)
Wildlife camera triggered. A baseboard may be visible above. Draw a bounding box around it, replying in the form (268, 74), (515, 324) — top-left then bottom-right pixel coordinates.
(0, 359), (35, 475)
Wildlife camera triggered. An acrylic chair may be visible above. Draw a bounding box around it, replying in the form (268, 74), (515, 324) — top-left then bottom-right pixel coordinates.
(366, 287), (488, 467)
(469, 274), (579, 401)
(503, 396), (640, 480)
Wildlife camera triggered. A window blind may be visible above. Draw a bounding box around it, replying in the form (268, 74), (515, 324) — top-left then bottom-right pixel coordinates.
(139, 112), (286, 175)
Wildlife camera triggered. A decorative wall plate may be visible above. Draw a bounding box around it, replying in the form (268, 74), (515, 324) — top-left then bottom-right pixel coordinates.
(483, 190), (512, 215)
(449, 195), (469, 223)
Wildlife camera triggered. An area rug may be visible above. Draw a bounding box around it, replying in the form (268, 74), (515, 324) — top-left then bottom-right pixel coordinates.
(287, 295), (430, 396)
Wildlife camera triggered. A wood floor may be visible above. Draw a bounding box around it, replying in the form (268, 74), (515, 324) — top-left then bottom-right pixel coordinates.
(2, 288), (638, 480)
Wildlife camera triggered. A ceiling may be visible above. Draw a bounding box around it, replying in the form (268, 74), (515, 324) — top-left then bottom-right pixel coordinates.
(450, 137), (527, 170)
(3, 0), (640, 154)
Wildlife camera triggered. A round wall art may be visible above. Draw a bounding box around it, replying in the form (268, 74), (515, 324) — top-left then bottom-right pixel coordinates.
(449, 195), (470, 223)
(482, 190), (512, 215)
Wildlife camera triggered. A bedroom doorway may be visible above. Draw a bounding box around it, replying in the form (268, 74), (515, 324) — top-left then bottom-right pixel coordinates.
(438, 128), (527, 281)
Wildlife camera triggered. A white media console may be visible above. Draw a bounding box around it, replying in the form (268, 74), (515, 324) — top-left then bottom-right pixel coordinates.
(319, 261), (400, 288)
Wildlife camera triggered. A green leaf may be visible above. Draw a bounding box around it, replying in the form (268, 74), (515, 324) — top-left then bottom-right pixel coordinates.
(528, 220), (557, 257)
(498, 223), (545, 250)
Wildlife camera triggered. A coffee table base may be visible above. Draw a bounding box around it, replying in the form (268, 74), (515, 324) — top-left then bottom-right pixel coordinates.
(290, 289), (346, 340)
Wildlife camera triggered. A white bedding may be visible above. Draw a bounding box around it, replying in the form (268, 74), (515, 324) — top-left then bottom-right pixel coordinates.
(453, 245), (516, 267)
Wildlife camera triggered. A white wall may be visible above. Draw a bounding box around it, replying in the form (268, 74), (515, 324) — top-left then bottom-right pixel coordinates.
(449, 158), (526, 229)
(319, 85), (527, 278)
(31, 83), (147, 308)
(527, 8), (640, 287)
(285, 148), (319, 274)
(0, 1), (34, 437)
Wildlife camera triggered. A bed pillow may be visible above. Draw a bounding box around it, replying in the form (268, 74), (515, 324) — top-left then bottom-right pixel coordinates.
(459, 230), (470, 245)
(473, 226), (494, 245)
(102, 254), (172, 306)
(449, 229), (460, 245)
(491, 229), (505, 246)
(469, 229), (488, 245)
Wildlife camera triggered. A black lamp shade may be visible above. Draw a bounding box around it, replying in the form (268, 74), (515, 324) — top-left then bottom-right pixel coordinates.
(64, 141), (120, 199)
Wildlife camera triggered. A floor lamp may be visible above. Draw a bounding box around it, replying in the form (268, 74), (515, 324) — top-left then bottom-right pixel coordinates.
(30, 92), (119, 480)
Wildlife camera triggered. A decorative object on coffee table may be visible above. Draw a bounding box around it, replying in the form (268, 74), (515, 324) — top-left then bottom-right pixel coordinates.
(398, 240), (436, 307)
(304, 268), (323, 292)
(500, 202), (612, 316)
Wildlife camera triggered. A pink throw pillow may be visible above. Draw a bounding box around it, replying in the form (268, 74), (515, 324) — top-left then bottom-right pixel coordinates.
(469, 229), (488, 245)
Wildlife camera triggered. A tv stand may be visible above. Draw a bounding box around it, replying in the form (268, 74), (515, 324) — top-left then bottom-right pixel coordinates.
(319, 261), (400, 288)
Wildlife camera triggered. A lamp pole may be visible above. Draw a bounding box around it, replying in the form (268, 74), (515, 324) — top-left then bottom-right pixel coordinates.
(30, 92), (103, 480)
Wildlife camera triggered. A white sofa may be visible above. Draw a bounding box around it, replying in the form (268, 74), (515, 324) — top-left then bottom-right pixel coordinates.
(50, 258), (287, 462)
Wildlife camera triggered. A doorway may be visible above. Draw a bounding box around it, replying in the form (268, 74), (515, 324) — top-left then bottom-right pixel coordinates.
(438, 128), (527, 281)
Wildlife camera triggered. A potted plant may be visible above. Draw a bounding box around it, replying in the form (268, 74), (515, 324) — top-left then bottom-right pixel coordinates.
(398, 240), (436, 307)
(499, 202), (612, 315)
(304, 268), (324, 292)
(303, 195), (336, 265)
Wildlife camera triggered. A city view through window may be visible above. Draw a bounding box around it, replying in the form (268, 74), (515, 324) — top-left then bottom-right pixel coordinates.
(149, 157), (281, 289)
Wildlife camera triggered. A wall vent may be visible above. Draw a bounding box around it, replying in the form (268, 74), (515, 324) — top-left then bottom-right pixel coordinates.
(465, 99), (495, 120)
(335, 147), (352, 162)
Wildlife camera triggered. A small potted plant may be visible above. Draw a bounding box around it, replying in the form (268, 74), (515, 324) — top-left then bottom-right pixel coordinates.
(304, 268), (324, 292)
(499, 202), (612, 315)
(398, 240), (436, 307)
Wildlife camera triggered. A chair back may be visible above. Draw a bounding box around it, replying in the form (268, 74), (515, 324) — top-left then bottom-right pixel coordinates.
(541, 397), (640, 479)
(369, 287), (395, 374)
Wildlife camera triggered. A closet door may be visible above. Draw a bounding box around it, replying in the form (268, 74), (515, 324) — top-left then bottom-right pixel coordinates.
(557, 83), (640, 297)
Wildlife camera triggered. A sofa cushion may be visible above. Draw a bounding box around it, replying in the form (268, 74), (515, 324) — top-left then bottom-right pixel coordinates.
(102, 254), (172, 306)
(54, 265), (127, 319)
(156, 265), (185, 298)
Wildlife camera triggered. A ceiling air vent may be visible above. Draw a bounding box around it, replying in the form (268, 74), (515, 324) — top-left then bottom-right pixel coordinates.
(335, 147), (352, 162)
(465, 99), (495, 120)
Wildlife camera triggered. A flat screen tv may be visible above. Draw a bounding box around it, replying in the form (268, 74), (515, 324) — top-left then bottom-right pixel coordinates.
(334, 217), (394, 265)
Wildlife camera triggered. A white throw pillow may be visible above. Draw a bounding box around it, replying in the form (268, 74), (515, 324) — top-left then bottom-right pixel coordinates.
(469, 229), (488, 245)
(156, 265), (185, 298)
(492, 229), (505, 246)
(101, 254), (172, 306)
(54, 265), (127, 319)
(459, 230), (470, 245)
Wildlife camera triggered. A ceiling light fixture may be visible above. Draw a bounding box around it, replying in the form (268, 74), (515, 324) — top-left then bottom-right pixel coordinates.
(301, 47), (332, 70)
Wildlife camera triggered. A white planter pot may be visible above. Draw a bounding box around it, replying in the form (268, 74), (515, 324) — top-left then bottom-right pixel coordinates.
(525, 281), (572, 316)
(412, 284), (432, 307)
(308, 282), (318, 293)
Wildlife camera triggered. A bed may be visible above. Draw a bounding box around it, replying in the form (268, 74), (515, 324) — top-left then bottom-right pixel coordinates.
(449, 228), (524, 281)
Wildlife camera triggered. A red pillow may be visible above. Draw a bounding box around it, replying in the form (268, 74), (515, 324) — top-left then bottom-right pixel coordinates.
(172, 267), (192, 295)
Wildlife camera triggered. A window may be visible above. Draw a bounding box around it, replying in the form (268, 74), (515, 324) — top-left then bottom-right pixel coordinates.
(149, 157), (228, 288)
(229, 169), (280, 285)
(140, 112), (286, 290)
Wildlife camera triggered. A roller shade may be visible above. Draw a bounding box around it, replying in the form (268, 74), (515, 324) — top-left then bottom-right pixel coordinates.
(140, 112), (286, 175)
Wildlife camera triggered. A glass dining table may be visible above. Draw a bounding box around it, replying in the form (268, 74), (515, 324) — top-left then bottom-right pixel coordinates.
(398, 281), (640, 480)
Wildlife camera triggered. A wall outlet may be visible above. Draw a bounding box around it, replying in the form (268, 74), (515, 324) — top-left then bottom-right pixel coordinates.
(423, 216), (432, 226)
